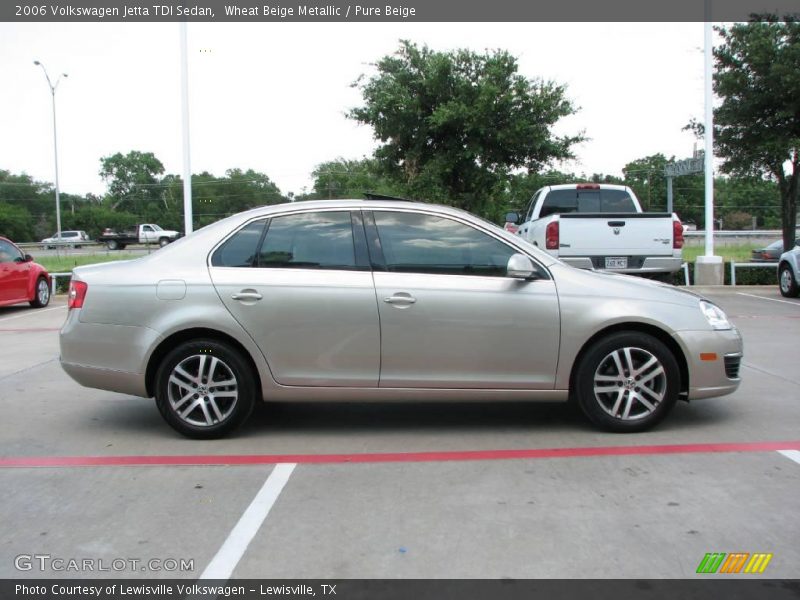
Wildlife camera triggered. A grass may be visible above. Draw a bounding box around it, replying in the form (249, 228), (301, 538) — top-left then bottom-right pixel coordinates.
(34, 253), (141, 273)
(681, 243), (756, 263)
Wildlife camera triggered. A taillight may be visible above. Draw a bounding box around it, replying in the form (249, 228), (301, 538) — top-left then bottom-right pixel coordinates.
(546, 221), (559, 250)
(673, 219), (684, 249)
(576, 183), (600, 190)
(68, 280), (88, 309)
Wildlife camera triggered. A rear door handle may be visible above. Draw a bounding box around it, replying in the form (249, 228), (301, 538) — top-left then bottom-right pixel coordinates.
(231, 291), (263, 301)
(384, 295), (416, 305)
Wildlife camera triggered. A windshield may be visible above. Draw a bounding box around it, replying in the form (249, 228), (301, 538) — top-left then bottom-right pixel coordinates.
(539, 189), (636, 218)
(151, 224), (163, 231)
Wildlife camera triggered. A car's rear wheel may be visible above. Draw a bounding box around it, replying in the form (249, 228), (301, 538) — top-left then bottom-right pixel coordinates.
(574, 332), (679, 432)
(779, 263), (799, 298)
(155, 339), (256, 439)
(106, 240), (119, 250)
(29, 276), (50, 308)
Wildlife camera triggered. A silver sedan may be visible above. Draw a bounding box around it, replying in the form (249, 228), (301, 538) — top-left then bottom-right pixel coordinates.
(60, 200), (743, 438)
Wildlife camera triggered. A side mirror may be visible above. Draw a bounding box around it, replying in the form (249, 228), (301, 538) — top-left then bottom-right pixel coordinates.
(24, 254), (34, 262)
(507, 253), (537, 280)
(505, 211), (520, 224)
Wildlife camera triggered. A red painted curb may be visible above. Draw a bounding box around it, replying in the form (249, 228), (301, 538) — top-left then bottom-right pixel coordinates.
(2, 440), (799, 468)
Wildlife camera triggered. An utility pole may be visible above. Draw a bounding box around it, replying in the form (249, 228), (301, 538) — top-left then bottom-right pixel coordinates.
(33, 61), (67, 238)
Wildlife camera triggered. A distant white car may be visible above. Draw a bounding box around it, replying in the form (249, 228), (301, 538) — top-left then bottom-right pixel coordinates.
(778, 242), (800, 298)
(41, 230), (90, 249)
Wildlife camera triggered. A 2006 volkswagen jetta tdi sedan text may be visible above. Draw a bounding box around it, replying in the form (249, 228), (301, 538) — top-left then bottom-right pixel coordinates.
(59, 200), (742, 438)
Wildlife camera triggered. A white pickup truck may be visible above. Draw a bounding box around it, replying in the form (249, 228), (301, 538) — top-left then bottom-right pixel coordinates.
(509, 183), (683, 274)
(98, 224), (182, 250)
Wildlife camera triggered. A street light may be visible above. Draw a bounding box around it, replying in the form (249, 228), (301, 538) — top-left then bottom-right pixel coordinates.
(33, 60), (68, 241)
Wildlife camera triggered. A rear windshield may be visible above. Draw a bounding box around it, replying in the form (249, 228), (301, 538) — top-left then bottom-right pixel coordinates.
(539, 189), (636, 218)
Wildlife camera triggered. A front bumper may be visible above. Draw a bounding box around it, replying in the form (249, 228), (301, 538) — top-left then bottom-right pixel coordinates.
(673, 328), (743, 400)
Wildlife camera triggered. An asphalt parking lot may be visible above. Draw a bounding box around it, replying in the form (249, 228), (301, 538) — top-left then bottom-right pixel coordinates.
(0, 286), (798, 580)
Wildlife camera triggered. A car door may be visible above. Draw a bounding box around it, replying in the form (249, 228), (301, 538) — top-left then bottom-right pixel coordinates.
(140, 225), (156, 244)
(0, 240), (29, 303)
(209, 210), (381, 387)
(367, 210), (561, 389)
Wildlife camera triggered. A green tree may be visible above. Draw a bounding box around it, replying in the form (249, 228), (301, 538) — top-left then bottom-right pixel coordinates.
(0, 170), (55, 241)
(349, 40), (584, 215)
(712, 20), (800, 251)
(190, 169), (285, 227)
(715, 177), (781, 228)
(64, 205), (138, 239)
(310, 158), (401, 200)
(621, 154), (706, 225)
(0, 202), (35, 241)
(99, 151), (165, 211)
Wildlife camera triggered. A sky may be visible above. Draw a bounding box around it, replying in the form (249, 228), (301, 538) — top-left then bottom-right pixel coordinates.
(0, 22), (710, 198)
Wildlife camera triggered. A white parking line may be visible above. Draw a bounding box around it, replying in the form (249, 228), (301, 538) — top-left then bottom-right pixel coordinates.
(0, 305), (66, 323)
(736, 292), (800, 307)
(778, 450), (800, 465)
(200, 463), (296, 580)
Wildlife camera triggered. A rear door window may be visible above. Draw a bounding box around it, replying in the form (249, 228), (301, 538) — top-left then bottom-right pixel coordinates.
(257, 211), (357, 270)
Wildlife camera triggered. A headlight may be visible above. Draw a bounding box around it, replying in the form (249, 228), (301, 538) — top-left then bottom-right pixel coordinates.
(699, 300), (732, 330)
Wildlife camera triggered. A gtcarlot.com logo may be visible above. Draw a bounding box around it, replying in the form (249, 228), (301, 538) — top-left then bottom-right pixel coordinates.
(14, 554), (194, 573)
(696, 552), (773, 574)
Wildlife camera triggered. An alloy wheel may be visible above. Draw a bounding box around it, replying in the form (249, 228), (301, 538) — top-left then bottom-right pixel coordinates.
(780, 268), (792, 294)
(37, 279), (49, 305)
(166, 354), (239, 427)
(592, 346), (667, 421)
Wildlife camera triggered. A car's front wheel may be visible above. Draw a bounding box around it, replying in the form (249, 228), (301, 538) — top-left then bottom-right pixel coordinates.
(154, 339), (256, 439)
(779, 263), (799, 298)
(29, 276), (50, 308)
(574, 332), (679, 432)
(158, 237), (170, 247)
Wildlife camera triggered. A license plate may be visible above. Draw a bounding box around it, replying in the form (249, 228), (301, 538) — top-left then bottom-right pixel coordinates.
(605, 257), (628, 269)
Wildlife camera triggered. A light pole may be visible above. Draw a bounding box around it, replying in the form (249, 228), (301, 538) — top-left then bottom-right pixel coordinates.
(33, 60), (68, 239)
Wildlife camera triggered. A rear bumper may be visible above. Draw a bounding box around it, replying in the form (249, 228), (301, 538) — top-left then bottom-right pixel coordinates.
(60, 361), (148, 397)
(59, 309), (159, 398)
(561, 256), (682, 273)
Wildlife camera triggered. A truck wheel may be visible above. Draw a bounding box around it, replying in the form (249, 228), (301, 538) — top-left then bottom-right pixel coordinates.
(106, 240), (119, 250)
(574, 331), (679, 432)
(29, 277), (51, 308)
(154, 339), (256, 439)
(158, 237), (170, 247)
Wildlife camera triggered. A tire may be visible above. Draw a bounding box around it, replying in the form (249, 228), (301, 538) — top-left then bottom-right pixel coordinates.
(29, 276), (51, 308)
(779, 263), (799, 298)
(574, 331), (679, 432)
(106, 240), (119, 250)
(158, 237), (170, 248)
(154, 339), (256, 439)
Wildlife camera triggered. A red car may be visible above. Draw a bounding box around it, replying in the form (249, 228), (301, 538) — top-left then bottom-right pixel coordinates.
(0, 236), (51, 308)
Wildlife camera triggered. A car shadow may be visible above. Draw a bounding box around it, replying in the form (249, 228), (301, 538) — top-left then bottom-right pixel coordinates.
(242, 400), (587, 436)
(84, 395), (739, 442)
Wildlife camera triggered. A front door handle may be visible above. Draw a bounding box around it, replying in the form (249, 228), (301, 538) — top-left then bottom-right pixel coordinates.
(384, 294), (416, 305)
(231, 291), (263, 301)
